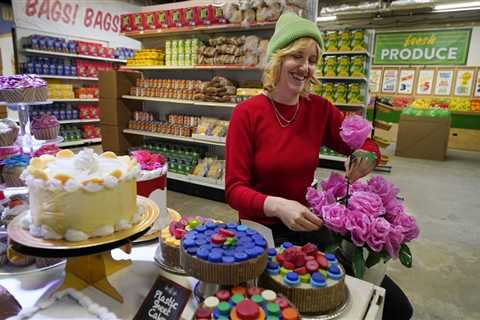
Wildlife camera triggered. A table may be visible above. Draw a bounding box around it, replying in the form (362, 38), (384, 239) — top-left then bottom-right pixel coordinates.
(0, 243), (384, 320)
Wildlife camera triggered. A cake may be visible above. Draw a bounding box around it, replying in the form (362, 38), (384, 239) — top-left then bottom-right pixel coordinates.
(0, 119), (19, 146)
(160, 216), (217, 269)
(131, 150), (168, 234)
(259, 242), (347, 314)
(194, 287), (300, 320)
(2, 154), (30, 187)
(0, 74), (48, 103)
(180, 222), (268, 285)
(20, 148), (142, 241)
(31, 114), (60, 140)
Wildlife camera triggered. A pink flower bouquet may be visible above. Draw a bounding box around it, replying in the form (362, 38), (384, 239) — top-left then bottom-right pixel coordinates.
(306, 173), (419, 278)
(340, 115), (372, 150)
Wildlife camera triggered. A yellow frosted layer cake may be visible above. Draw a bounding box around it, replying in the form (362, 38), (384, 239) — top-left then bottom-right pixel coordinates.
(20, 149), (141, 241)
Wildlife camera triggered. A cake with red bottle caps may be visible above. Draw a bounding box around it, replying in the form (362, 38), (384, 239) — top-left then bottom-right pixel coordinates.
(193, 286), (300, 320)
(259, 242), (347, 314)
(180, 222), (268, 285)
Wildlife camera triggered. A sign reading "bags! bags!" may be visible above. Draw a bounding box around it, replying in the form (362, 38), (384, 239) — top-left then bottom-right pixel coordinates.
(374, 29), (471, 65)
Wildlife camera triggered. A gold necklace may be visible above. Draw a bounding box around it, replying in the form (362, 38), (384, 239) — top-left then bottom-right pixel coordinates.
(267, 94), (300, 128)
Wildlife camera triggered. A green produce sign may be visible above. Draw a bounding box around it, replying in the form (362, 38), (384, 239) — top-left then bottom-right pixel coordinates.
(374, 29), (471, 65)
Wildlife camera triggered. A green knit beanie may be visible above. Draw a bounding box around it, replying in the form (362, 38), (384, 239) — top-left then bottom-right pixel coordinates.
(267, 12), (324, 62)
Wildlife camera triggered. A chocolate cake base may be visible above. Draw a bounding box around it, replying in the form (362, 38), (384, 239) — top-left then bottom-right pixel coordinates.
(180, 246), (268, 285)
(159, 238), (180, 268)
(259, 272), (347, 314)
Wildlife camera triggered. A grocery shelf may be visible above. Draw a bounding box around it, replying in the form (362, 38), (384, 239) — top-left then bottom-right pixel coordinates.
(23, 49), (127, 63)
(334, 103), (366, 108)
(59, 119), (100, 124)
(122, 95), (236, 108)
(322, 50), (371, 56)
(123, 129), (226, 146)
(58, 138), (101, 147)
(319, 153), (347, 162)
(317, 76), (368, 82)
(121, 22), (275, 39)
(40, 75), (98, 81)
(121, 65), (260, 70)
(50, 98), (98, 102)
(167, 172), (224, 190)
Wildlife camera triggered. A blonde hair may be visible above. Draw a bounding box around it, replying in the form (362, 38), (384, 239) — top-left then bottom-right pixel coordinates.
(262, 37), (321, 98)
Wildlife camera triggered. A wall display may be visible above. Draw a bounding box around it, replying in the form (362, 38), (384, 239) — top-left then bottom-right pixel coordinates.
(382, 69), (398, 93)
(454, 69), (475, 96)
(434, 70), (454, 96)
(370, 69), (382, 93)
(475, 71), (480, 97)
(416, 69), (435, 95)
(374, 29), (471, 65)
(397, 69), (415, 94)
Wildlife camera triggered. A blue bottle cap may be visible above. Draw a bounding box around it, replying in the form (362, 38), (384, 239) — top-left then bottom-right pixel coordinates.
(286, 272), (299, 282)
(195, 238), (207, 246)
(254, 246), (265, 256)
(204, 230), (214, 236)
(282, 242), (293, 249)
(267, 261), (279, 270)
(329, 265), (341, 274)
(246, 229), (257, 235)
(211, 248), (224, 255)
(254, 238), (267, 247)
(312, 272), (326, 283)
(206, 222), (217, 229)
(222, 256), (235, 264)
(246, 248), (257, 258)
(223, 249), (234, 256)
(199, 244), (212, 251)
(226, 223), (237, 229)
(216, 223), (227, 229)
(236, 225), (248, 232)
(197, 248), (210, 260)
(195, 225), (207, 233)
(234, 252), (248, 261)
(183, 238), (195, 248)
(208, 252), (222, 262)
(326, 253), (337, 261)
(268, 248), (277, 257)
(186, 247), (198, 255)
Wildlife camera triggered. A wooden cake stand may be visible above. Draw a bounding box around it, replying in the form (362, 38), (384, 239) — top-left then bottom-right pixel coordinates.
(6, 196), (159, 303)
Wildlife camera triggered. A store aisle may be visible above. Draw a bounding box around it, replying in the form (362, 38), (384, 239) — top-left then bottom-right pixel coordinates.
(167, 149), (480, 320)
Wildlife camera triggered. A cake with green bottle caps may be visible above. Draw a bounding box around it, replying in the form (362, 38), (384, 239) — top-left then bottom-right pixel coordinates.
(259, 242), (347, 314)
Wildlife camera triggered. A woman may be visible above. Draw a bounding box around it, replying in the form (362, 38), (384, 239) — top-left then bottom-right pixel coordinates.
(225, 12), (412, 320)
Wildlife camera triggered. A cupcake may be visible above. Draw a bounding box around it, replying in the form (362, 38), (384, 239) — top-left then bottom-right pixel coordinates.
(0, 74), (48, 103)
(0, 145), (20, 160)
(2, 154), (30, 187)
(32, 144), (60, 157)
(0, 119), (19, 146)
(31, 114), (59, 140)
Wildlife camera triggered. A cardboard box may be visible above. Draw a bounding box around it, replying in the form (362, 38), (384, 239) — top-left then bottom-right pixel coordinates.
(101, 124), (143, 154)
(448, 128), (480, 152)
(395, 115), (451, 161)
(100, 98), (142, 126)
(98, 70), (141, 98)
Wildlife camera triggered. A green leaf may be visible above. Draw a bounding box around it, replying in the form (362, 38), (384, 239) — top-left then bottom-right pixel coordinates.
(399, 244), (412, 268)
(325, 244), (339, 253)
(352, 247), (365, 279)
(365, 251), (382, 268)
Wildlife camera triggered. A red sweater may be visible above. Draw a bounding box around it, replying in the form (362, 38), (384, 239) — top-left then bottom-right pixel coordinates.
(225, 94), (380, 225)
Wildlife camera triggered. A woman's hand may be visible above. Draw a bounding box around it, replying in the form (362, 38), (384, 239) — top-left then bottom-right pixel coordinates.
(345, 150), (376, 182)
(264, 196), (323, 231)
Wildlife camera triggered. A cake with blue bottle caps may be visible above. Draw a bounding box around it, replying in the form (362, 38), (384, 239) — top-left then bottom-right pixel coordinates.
(259, 242), (347, 314)
(179, 222), (268, 285)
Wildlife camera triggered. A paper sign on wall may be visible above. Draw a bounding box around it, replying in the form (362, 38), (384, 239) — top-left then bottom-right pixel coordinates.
(382, 69), (398, 93)
(416, 70), (435, 95)
(370, 69), (382, 93)
(434, 70), (454, 96)
(454, 70), (475, 96)
(398, 69), (415, 94)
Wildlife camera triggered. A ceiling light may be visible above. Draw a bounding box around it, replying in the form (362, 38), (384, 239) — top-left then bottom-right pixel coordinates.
(316, 15), (337, 22)
(433, 1), (480, 12)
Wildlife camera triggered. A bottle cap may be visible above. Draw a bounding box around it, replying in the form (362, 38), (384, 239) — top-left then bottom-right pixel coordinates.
(235, 300), (260, 320)
(282, 307), (299, 320)
(204, 296), (220, 309)
(261, 290), (277, 302)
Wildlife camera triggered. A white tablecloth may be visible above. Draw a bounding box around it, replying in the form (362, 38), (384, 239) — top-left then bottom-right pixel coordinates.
(0, 243), (384, 320)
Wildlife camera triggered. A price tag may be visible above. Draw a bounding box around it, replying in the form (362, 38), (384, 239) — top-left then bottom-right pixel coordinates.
(134, 275), (191, 320)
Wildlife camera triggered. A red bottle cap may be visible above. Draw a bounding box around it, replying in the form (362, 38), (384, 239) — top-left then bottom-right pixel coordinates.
(275, 297), (289, 309)
(195, 307), (212, 319)
(231, 286), (247, 296)
(316, 255), (329, 269)
(219, 228), (236, 238)
(247, 287), (262, 297)
(235, 300), (260, 320)
(215, 289), (231, 301)
(211, 233), (226, 245)
(305, 260), (320, 273)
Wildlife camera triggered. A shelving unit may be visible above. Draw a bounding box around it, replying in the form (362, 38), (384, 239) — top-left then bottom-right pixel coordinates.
(167, 172), (224, 190)
(317, 76), (368, 82)
(122, 65), (260, 71)
(58, 119), (100, 124)
(39, 75), (99, 81)
(23, 49), (127, 63)
(59, 138), (102, 147)
(123, 129), (225, 147)
(122, 95), (236, 108)
(50, 98), (99, 102)
(322, 50), (370, 57)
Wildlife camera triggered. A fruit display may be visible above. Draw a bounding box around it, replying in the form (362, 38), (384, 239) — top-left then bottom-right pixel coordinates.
(402, 107), (450, 118)
(448, 98), (471, 112)
(471, 100), (480, 112)
(410, 98), (432, 109)
(391, 96), (414, 109)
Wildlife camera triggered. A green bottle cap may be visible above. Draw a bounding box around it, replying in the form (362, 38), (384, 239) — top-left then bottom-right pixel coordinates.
(267, 303), (280, 316)
(231, 294), (244, 305)
(218, 301), (231, 315)
(251, 294), (264, 305)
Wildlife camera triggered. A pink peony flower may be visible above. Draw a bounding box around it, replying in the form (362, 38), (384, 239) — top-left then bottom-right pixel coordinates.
(366, 217), (391, 252)
(367, 176), (400, 204)
(320, 172), (347, 198)
(384, 198), (405, 222)
(384, 225), (405, 258)
(348, 191), (385, 217)
(345, 209), (371, 247)
(351, 180), (370, 193)
(306, 188), (335, 216)
(321, 203), (348, 235)
(340, 115), (373, 150)
(131, 150), (166, 171)
(392, 213), (420, 242)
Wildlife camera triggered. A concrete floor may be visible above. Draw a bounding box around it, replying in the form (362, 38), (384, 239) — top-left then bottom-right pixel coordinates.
(166, 149), (480, 320)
